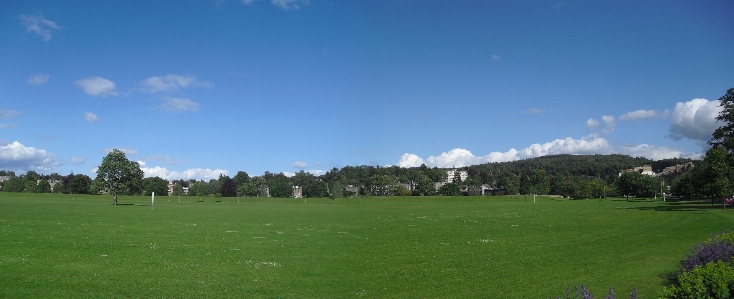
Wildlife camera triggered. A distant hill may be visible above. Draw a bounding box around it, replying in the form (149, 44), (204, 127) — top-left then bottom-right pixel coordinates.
(466, 154), (696, 178)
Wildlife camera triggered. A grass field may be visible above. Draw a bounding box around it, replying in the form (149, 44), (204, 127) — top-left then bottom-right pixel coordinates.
(1, 193), (733, 298)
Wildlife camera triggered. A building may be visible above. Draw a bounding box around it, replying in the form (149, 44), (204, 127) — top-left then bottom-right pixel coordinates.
(445, 169), (468, 183)
(293, 186), (303, 198)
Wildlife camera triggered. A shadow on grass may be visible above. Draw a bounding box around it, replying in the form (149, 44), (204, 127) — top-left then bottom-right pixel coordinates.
(630, 200), (728, 212)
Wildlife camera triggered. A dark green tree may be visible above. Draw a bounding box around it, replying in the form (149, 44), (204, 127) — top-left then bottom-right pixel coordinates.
(143, 176), (169, 196)
(617, 172), (642, 201)
(2, 177), (25, 192)
(269, 175), (292, 198)
(237, 181), (258, 197)
(710, 88), (734, 151)
(220, 177), (237, 197)
(34, 179), (51, 193)
(69, 174), (92, 194)
(233, 171), (250, 186)
(91, 149), (144, 205)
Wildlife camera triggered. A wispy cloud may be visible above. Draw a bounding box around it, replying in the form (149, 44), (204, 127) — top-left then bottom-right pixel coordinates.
(19, 14), (61, 42)
(490, 53), (502, 61)
(270, 0), (308, 10)
(0, 109), (21, 119)
(0, 124), (20, 129)
(619, 109), (669, 121)
(160, 98), (200, 113)
(27, 74), (50, 86)
(102, 147), (138, 156)
(140, 74), (209, 93)
(75, 77), (118, 97)
(145, 154), (187, 165)
(524, 108), (543, 114)
(292, 161), (307, 169)
(71, 156), (86, 166)
(84, 112), (100, 122)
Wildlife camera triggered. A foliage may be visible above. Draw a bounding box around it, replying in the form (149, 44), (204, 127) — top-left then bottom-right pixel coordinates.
(438, 182), (460, 196)
(69, 174), (92, 194)
(237, 181), (258, 197)
(233, 171), (250, 186)
(142, 176), (169, 196)
(268, 174), (292, 198)
(679, 231), (734, 274)
(549, 285), (637, 299)
(91, 149), (144, 205)
(661, 261), (734, 299)
(34, 179), (51, 193)
(220, 176), (237, 197)
(2, 177), (25, 192)
(710, 88), (734, 151)
(171, 183), (185, 196)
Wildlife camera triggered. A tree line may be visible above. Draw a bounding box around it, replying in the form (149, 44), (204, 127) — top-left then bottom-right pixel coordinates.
(3, 88), (732, 202)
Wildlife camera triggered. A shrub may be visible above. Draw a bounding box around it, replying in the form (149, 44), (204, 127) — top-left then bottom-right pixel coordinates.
(679, 231), (734, 274)
(661, 261), (734, 299)
(549, 285), (637, 299)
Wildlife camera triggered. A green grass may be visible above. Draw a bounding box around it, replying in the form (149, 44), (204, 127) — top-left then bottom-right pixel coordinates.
(1, 193), (732, 298)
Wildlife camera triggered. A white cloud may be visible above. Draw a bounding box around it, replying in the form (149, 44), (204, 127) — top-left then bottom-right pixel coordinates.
(668, 98), (722, 143)
(138, 164), (228, 181)
(242, 0), (255, 4)
(0, 109), (21, 119)
(283, 169), (327, 177)
(71, 156), (86, 165)
(27, 74), (50, 85)
(586, 118), (600, 128)
(75, 77), (118, 97)
(0, 124), (20, 129)
(0, 140), (64, 172)
(396, 153), (426, 168)
(271, 0), (307, 10)
(524, 108), (543, 114)
(160, 98), (200, 113)
(292, 161), (307, 169)
(145, 154), (186, 165)
(19, 14), (61, 42)
(491, 54), (502, 61)
(102, 147), (138, 156)
(84, 112), (100, 122)
(619, 109), (669, 121)
(140, 74), (209, 93)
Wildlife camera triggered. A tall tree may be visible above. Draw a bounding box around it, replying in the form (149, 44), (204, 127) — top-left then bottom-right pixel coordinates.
(220, 177), (237, 197)
(710, 88), (734, 151)
(91, 149), (144, 205)
(233, 171), (250, 187)
(143, 176), (169, 196)
(69, 174), (92, 194)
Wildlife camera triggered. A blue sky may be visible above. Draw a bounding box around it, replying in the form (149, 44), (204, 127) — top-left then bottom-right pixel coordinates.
(1, 0), (733, 180)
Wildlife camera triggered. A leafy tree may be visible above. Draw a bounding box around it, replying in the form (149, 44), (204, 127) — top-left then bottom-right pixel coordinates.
(34, 179), (51, 193)
(143, 176), (169, 196)
(413, 174), (436, 196)
(172, 183), (185, 196)
(438, 182), (461, 196)
(710, 88), (734, 151)
(2, 177), (25, 192)
(69, 174), (92, 194)
(233, 171), (250, 186)
(220, 176), (237, 197)
(269, 175), (292, 198)
(237, 181), (258, 197)
(24, 180), (36, 193)
(617, 172), (641, 201)
(91, 149), (144, 205)
(189, 181), (208, 197)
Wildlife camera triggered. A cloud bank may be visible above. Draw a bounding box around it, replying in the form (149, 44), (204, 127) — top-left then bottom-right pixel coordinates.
(138, 161), (228, 181)
(668, 98), (721, 143)
(0, 140), (64, 172)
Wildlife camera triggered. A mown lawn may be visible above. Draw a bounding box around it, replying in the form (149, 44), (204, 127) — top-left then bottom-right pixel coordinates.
(1, 193), (732, 298)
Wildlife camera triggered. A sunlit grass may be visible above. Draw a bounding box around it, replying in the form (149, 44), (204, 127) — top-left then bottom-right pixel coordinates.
(1, 193), (732, 298)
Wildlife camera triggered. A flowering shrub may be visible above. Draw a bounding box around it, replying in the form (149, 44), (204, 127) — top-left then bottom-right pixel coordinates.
(679, 231), (734, 274)
(549, 285), (638, 299)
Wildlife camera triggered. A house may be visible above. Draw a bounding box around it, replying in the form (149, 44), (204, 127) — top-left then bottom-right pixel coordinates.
(293, 186), (303, 198)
